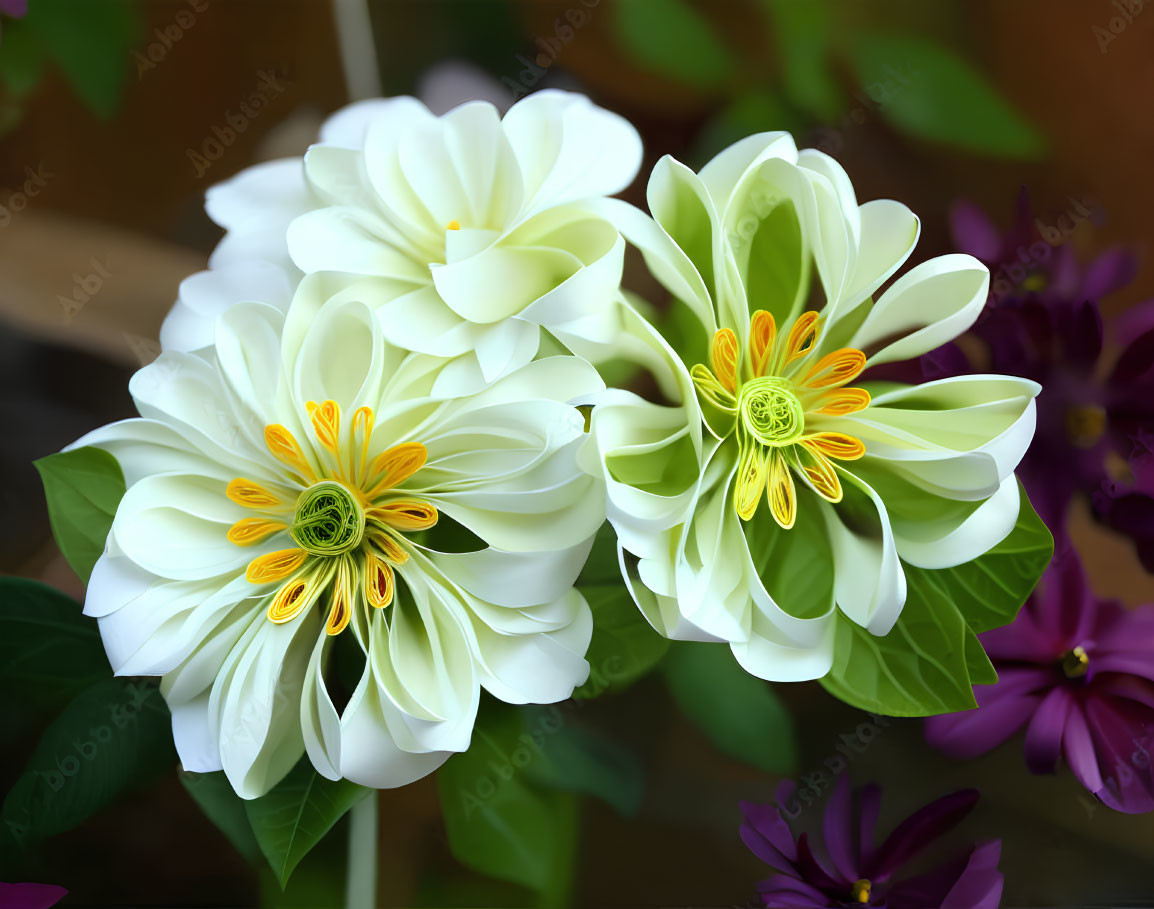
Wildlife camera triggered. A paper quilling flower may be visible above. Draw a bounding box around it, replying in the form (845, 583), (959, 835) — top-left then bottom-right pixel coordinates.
(162, 89), (643, 389)
(584, 134), (1040, 683)
(75, 292), (605, 797)
(926, 548), (1154, 813)
(741, 775), (1003, 909)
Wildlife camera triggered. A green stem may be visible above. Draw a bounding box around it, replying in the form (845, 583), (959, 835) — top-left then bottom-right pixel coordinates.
(345, 791), (378, 909)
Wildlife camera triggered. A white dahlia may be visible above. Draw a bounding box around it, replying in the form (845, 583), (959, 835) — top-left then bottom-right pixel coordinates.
(79, 289), (605, 797)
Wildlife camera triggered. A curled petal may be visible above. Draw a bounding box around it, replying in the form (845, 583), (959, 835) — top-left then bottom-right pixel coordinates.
(690, 363), (737, 412)
(749, 309), (777, 377)
(227, 517), (287, 546)
(735, 442), (769, 521)
(767, 449), (797, 530)
(371, 500), (439, 531)
(803, 348), (866, 390)
(783, 311), (821, 366)
(364, 552), (395, 608)
(367, 442), (428, 495)
(263, 425), (318, 483)
(308, 399), (342, 455)
(812, 387), (870, 416)
(710, 328), (739, 392)
(227, 477), (284, 510)
(803, 432), (865, 461)
(246, 548), (308, 584)
(795, 442), (842, 502)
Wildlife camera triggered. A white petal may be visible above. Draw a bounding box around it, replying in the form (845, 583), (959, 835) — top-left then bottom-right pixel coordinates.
(171, 694), (222, 772)
(161, 261), (294, 353)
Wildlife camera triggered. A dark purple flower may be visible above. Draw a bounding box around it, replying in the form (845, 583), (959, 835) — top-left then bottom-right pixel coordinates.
(0, 0), (27, 19)
(1096, 425), (1154, 577)
(925, 193), (1154, 531)
(0, 882), (67, 909)
(740, 775), (1003, 908)
(926, 548), (1154, 813)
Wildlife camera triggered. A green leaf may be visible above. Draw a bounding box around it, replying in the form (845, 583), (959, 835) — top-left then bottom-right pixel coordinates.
(244, 758), (369, 889)
(436, 702), (579, 897)
(847, 32), (1046, 159)
(916, 484), (1053, 634)
(0, 578), (109, 705)
(34, 446), (125, 583)
(179, 770), (263, 865)
(664, 643), (797, 773)
(0, 19), (46, 99)
(964, 627), (998, 687)
(756, 0), (842, 119)
(520, 706), (644, 817)
(820, 569), (979, 717)
(612, 0), (734, 89)
(1, 678), (175, 849)
(23, 0), (139, 119)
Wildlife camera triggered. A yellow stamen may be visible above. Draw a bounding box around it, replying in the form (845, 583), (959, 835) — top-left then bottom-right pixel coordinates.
(813, 387), (871, 416)
(246, 548), (308, 584)
(1061, 645), (1090, 679)
(796, 442), (842, 502)
(264, 425), (318, 484)
(325, 558), (354, 636)
(766, 450), (796, 529)
(749, 309), (777, 377)
(368, 529), (409, 565)
(366, 442), (428, 499)
(227, 478), (283, 510)
(803, 432), (865, 461)
(734, 443), (768, 521)
(446, 220), (461, 231)
(227, 517), (287, 546)
(710, 328), (739, 393)
(265, 561), (333, 625)
(803, 347), (867, 390)
(782, 311), (820, 366)
(364, 551), (395, 609)
(370, 500), (439, 532)
(351, 406), (375, 482)
(690, 364), (737, 412)
(308, 399), (342, 456)
(851, 879), (871, 904)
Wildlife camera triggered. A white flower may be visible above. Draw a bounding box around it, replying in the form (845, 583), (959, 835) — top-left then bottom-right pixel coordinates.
(163, 90), (643, 387)
(584, 134), (1039, 682)
(81, 289), (605, 797)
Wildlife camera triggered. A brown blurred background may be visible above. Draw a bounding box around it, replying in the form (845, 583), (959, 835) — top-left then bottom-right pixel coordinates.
(2, 0), (1153, 906)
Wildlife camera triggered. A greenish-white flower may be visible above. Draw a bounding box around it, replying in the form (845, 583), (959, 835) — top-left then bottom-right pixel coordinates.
(583, 134), (1039, 682)
(163, 90), (643, 389)
(78, 288), (605, 797)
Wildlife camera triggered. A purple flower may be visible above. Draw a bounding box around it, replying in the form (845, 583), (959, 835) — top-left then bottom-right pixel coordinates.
(1096, 426), (1154, 578)
(0, 0), (27, 19)
(0, 882), (67, 909)
(926, 548), (1154, 813)
(740, 775), (1003, 908)
(925, 193), (1154, 531)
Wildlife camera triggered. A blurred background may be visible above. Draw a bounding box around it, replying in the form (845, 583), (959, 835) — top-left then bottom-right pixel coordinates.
(1, 0), (1153, 906)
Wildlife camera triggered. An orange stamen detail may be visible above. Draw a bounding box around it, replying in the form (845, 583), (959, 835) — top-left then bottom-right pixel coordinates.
(227, 478), (283, 510)
(366, 443), (428, 499)
(749, 310), (777, 377)
(803, 432), (866, 461)
(324, 559), (353, 636)
(308, 400), (342, 457)
(813, 388), (871, 416)
(369, 500), (439, 532)
(368, 529), (409, 565)
(364, 552), (395, 609)
(446, 220), (461, 231)
(227, 517), (287, 546)
(783, 311), (821, 366)
(246, 548), (308, 584)
(264, 425), (318, 483)
(803, 348), (867, 390)
(710, 328), (738, 393)
(267, 578), (311, 624)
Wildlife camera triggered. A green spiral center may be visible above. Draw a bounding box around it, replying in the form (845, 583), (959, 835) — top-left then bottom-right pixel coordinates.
(738, 377), (805, 447)
(290, 481), (365, 556)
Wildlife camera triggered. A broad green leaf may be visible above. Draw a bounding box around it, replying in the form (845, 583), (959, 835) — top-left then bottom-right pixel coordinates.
(848, 32), (1046, 159)
(820, 570), (979, 716)
(664, 643), (797, 773)
(612, 0), (734, 89)
(0, 19), (46, 99)
(23, 0), (139, 118)
(964, 627), (998, 687)
(35, 446), (125, 583)
(915, 484), (1052, 634)
(179, 770), (263, 865)
(245, 758), (369, 889)
(520, 706), (644, 817)
(436, 703), (579, 897)
(0, 578), (109, 705)
(1, 678), (175, 849)
(756, 0), (842, 119)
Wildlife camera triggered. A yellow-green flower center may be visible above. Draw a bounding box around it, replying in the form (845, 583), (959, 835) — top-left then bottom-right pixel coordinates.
(738, 377), (805, 447)
(290, 481), (366, 556)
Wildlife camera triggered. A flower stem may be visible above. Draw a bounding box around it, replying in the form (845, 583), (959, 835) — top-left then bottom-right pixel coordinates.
(345, 791), (378, 909)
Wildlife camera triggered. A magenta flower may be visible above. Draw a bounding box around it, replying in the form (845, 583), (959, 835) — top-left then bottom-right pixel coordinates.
(740, 775), (1003, 908)
(926, 548), (1154, 813)
(0, 882), (67, 909)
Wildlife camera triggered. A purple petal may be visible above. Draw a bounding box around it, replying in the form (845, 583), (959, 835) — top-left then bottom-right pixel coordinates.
(821, 775), (859, 884)
(796, 834), (843, 891)
(949, 200), (1002, 262)
(925, 690), (1041, 759)
(1094, 675), (1154, 711)
(1112, 299), (1154, 346)
(941, 841), (1005, 909)
(0, 0), (28, 17)
(1084, 694), (1154, 813)
(1081, 247), (1138, 301)
(757, 873), (838, 908)
(1109, 326), (1154, 388)
(1029, 552), (1095, 650)
(856, 783), (882, 872)
(740, 801), (799, 871)
(868, 790), (979, 882)
(0, 884), (68, 909)
(1062, 701), (1104, 793)
(1023, 686), (1072, 774)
